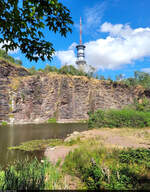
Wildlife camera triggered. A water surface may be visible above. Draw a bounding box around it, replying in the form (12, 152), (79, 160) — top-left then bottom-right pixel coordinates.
(0, 123), (88, 167)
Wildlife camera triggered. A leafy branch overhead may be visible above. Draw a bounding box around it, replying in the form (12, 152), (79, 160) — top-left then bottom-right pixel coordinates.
(0, 0), (73, 61)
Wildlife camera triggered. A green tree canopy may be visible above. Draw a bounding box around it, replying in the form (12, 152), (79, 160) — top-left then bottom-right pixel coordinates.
(0, 0), (73, 62)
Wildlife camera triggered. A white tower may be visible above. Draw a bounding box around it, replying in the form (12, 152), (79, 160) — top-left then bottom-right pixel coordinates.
(76, 17), (86, 71)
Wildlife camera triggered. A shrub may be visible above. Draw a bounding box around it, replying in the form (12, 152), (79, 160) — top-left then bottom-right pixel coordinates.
(88, 109), (150, 128)
(0, 49), (22, 66)
(63, 142), (150, 190)
(1, 121), (8, 126)
(47, 118), (57, 123)
(118, 148), (150, 168)
(0, 169), (5, 189)
(88, 110), (105, 128)
(133, 97), (150, 112)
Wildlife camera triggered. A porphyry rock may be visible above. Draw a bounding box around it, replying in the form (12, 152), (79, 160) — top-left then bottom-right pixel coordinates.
(0, 60), (149, 124)
(0, 59), (29, 78)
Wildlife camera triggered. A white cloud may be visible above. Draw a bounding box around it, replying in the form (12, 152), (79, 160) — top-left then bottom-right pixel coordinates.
(68, 42), (77, 50)
(100, 22), (133, 37)
(56, 23), (150, 70)
(55, 42), (76, 66)
(84, 2), (106, 32)
(141, 68), (150, 73)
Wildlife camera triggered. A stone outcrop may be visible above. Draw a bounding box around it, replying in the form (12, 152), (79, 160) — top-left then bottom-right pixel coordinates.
(0, 59), (29, 122)
(6, 74), (147, 124)
(0, 78), (10, 122)
(0, 59), (149, 124)
(0, 59), (29, 78)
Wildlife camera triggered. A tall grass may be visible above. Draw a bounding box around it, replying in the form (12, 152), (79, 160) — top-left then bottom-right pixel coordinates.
(0, 158), (63, 190)
(62, 140), (150, 190)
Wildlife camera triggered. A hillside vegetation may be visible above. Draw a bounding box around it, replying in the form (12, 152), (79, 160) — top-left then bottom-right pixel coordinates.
(28, 64), (95, 78)
(0, 49), (22, 66)
(1, 49), (150, 91)
(1, 48), (150, 190)
(88, 97), (150, 128)
(2, 128), (150, 190)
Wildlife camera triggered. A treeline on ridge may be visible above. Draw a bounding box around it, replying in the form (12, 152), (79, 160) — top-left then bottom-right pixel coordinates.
(0, 49), (22, 66)
(28, 64), (94, 78)
(1, 48), (150, 91)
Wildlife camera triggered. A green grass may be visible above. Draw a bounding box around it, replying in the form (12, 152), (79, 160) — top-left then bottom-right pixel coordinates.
(8, 137), (82, 152)
(62, 139), (150, 190)
(5, 130), (150, 190)
(0, 158), (64, 190)
(1, 121), (8, 126)
(8, 139), (64, 151)
(47, 118), (57, 123)
(64, 136), (82, 146)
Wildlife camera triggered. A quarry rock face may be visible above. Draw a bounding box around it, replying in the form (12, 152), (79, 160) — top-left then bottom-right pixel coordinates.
(0, 60), (29, 78)
(0, 60), (149, 124)
(0, 60), (29, 122)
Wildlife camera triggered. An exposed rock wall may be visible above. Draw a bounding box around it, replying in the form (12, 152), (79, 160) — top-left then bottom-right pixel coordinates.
(7, 74), (143, 124)
(0, 60), (29, 78)
(0, 59), (149, 124)
(0, 59), (29, 122)
(0, 78), (10, 122)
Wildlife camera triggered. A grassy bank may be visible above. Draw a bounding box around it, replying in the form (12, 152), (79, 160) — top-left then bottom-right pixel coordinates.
(8, 139), (64, 151)
(62, 138), (150, 190)
(5, 104), (150, 189)
(3, 137), (150, 190)
(88, 108), (150, 128)
(8, 137), (81, 152)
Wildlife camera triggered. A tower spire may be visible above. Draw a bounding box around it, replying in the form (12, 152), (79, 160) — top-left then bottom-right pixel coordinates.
(80, 17), (82, 45)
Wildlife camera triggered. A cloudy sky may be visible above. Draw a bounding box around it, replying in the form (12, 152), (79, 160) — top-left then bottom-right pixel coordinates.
(8, 0), (150, 79)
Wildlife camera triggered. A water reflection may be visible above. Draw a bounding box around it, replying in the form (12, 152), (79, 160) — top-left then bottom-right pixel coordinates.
(0, 123), (88, 166)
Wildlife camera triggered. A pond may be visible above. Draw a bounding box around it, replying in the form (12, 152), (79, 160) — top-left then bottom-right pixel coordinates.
(0, 123), (88, 167)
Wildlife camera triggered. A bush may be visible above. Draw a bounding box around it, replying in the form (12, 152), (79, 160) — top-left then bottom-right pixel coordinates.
(1, 121), (8, 126)
(121, 71), (150, 90)
(63, 142), (150, 190)
(0, 169), (5, 189)
(47, 118), (57, 123)
(0, 49), (22, 66)
(88, 109), (150, 128)
(133, 97), (150, 112)
(119, 148), (150, 167)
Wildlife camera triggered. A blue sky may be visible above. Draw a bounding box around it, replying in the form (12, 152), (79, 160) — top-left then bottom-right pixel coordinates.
(8, 0), (150, 79)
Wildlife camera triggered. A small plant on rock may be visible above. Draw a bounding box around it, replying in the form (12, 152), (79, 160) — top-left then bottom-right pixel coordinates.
(1, 121), (7, 126)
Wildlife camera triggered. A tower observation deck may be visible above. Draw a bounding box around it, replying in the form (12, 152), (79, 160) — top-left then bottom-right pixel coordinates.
(76, 17), (86, 71)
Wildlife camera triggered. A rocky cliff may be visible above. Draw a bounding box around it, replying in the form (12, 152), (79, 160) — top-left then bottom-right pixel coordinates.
(0, 59), (29, 122)
(0, 59), (149, 124)
(0, 59), (29, 78)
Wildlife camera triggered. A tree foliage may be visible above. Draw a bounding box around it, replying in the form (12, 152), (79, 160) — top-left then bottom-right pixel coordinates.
(0, 49), (22, 65)
(28, 64), (92, 77)
(121, 71), (150, 89)
(0, 0), (73, 61)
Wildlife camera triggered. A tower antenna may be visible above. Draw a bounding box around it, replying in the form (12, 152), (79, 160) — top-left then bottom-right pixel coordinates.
(80, 17), (82, 44)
